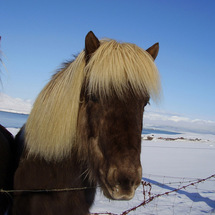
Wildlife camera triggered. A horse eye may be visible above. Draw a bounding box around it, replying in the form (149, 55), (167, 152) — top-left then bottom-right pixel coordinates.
(143, 100), (150, 108)
(91, 94), (98, 102)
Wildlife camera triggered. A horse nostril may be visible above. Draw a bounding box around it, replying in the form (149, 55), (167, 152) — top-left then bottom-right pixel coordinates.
(108, 166), (141, 191)
(118, 178), (134, 190)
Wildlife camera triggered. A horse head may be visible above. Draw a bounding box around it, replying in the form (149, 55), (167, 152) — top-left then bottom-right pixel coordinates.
(77, 31), (160, 200)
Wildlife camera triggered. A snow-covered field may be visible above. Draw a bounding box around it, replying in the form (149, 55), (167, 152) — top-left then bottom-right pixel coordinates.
(1, 93), (215, 214)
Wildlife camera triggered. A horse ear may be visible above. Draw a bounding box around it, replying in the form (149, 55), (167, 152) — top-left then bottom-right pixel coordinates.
(146, 43), (159, 60)
(85, 31), (100, 62)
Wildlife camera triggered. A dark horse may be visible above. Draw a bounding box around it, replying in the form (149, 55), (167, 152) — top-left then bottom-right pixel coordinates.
(0, 125), (14, 215)
(0, 36), (15, 215)
(13, 31), (161, 214)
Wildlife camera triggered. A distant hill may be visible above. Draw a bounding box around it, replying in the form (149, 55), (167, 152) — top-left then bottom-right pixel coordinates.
(0, 93), (32, 114)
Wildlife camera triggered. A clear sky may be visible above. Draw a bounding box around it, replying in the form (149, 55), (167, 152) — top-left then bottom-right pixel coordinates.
(1, 0), (215, 121)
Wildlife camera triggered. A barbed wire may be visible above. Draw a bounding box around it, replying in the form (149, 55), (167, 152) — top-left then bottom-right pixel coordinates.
(91, 173), (215, 215)
(0, 186), (96, 194)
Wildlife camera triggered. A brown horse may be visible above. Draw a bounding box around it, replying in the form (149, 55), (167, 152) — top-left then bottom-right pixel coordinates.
(13, 31), (161, 215)
(0, 37), (16, 215)
(0, 125), (15, 215)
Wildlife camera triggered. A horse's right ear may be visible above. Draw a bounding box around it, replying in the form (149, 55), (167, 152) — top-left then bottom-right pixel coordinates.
(85, 31), (100, 62)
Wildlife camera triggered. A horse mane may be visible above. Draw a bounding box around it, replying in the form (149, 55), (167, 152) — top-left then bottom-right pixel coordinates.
(25, 39), (161, 161)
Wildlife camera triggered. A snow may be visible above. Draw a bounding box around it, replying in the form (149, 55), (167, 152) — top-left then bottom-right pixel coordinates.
(7, 127), (20, 136)
(1, 93), (215, 214)
(141, 133), (215, 178)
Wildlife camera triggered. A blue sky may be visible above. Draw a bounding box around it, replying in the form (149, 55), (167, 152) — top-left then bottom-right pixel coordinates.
(1, 0), (215, 121)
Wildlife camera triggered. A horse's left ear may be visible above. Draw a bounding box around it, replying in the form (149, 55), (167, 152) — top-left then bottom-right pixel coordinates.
(85, 31), (100, 62)
(146, 43), (159, 60)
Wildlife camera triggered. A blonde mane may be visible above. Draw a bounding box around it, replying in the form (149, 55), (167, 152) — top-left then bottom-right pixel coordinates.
(25, 39), (161, 161)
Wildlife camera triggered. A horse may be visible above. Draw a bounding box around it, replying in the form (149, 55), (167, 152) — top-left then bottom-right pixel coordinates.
(12, 31), (161, 215)
(0, 124), (15, 215)
(0, 37), (16, 215)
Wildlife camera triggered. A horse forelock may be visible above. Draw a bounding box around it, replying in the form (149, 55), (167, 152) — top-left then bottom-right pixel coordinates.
(86, 40), (161, 101)
(25, 39), (161, 161)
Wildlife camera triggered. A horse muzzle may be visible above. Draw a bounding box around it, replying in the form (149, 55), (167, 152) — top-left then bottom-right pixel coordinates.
(100, 165), (142, 200)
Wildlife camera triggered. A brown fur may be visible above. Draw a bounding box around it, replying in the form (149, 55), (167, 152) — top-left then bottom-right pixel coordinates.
(13, 154), (95, 215)
(13, 31), (161, 214)
(0, 125), (14, 215)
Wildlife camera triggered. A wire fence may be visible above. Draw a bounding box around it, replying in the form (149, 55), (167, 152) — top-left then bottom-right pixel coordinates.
(91, 173), (215, 215)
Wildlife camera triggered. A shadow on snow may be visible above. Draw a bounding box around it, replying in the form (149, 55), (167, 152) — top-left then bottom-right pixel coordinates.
(142, 177), (215, 210)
